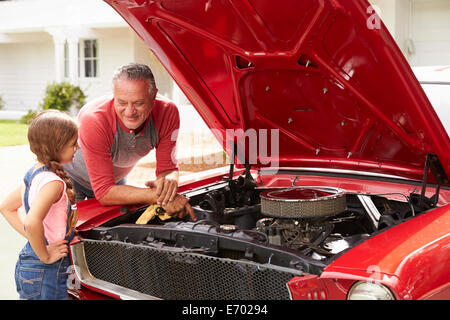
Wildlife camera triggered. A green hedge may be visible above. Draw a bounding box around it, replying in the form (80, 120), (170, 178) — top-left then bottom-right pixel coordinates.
(21, 82), (86, 124)
(40, 82), (86, 112)
(0, 94), (5, 110)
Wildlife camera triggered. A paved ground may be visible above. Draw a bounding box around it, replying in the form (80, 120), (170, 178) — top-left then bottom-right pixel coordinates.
(0, 134), (222, 299)
(0, 145), (34, 300)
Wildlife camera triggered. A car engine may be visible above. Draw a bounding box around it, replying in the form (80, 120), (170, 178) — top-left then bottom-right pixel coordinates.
(186, 173), (377, 261)
(94, 169), (419, 264)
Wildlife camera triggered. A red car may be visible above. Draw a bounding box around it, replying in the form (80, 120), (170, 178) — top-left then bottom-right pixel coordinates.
(67, 0), (450, 300)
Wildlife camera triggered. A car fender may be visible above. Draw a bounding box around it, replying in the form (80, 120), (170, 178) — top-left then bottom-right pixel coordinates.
(321, 204), (450, 300)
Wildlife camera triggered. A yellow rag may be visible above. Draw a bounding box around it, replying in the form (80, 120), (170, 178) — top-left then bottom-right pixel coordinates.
(135, 204), (172, 224)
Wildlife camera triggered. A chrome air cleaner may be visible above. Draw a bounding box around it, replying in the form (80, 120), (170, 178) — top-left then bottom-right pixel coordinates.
(260, 187), (347, 218)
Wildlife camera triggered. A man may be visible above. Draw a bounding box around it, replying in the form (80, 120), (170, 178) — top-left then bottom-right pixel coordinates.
(64, 63), (195, 220)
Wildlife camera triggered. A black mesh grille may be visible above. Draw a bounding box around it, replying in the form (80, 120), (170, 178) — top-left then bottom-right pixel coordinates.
(83, 239), (300, 300)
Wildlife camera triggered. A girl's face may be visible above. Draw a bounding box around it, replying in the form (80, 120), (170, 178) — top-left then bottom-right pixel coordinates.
(59, 135), (79, 164)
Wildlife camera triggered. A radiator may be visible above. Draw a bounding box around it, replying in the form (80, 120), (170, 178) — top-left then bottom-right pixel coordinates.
(82, 239), (302, 300)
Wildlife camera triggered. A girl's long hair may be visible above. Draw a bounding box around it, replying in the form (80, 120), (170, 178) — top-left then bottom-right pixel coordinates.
(27, 109), (78, 234)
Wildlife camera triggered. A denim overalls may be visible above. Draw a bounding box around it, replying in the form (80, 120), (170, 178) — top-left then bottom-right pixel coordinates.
(14, 166), (74, 300)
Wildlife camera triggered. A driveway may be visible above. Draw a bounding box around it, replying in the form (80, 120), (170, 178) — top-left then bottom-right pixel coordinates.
(0, 145), (34, 300)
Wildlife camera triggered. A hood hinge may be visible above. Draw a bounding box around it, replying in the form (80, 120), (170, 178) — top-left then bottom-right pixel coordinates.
(225, 141), (256, 189)
(412, 153), (448, 209)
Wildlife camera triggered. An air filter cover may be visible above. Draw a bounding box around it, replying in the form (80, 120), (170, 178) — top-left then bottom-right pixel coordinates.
(260, 187), (346, 218)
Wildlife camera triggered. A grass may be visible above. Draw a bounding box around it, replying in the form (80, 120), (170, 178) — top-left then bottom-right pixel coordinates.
(0, 120), (29, 147)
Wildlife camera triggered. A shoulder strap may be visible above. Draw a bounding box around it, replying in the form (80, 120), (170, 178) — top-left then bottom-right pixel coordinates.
(23, 165), (50, 213)
(23, 165), (55, 246)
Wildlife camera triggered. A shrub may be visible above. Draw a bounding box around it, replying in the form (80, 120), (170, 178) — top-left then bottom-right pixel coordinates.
(0, 94), (5, 110)
(40, 82), (86, 112)
(20, 109), (38, 125)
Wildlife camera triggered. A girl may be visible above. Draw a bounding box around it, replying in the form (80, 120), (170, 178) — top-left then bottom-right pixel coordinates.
(0, 110), (79, 300)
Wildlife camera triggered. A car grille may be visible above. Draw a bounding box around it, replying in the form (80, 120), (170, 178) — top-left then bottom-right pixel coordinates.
(82, 239), (301, 300)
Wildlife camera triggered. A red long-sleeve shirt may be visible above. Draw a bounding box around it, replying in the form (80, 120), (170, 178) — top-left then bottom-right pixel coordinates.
(64, 95), (179, 200)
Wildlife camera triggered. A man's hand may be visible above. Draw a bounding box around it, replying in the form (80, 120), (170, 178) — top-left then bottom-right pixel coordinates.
(145, 171), (179, 205)
(145, 170), (195, 220)
(161, 194), (196, 221)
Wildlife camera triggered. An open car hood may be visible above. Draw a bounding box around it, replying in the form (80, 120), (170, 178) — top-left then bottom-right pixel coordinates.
(105, 0), (449, 185)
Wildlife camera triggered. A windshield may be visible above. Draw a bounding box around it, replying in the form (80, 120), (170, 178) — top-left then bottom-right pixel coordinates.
(420, 82), (450, 136)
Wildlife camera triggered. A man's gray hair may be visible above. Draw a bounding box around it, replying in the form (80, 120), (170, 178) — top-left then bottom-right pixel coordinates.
(113, 63), (157, 95)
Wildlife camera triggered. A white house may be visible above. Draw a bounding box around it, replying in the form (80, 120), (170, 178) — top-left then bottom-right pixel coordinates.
(0, 0), (189, 120)
(0, 0), (449, 120)
(370, 0), (450, 66)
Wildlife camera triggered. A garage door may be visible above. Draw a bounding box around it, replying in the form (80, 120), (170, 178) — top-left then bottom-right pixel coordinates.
(411, 0), (450, 66)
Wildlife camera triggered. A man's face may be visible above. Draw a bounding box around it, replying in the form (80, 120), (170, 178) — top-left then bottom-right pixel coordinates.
(113, 78), (157, 130)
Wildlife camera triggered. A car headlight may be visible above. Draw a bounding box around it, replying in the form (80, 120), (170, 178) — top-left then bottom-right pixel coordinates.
(347, 281), (395, 300)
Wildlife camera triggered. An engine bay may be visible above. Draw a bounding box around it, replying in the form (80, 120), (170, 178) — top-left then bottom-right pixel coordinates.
(182, 172), (417, 261)
(83, 169), (432, 275)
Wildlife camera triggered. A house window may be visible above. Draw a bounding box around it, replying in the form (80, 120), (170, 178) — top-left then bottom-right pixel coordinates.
(79, 39), (98, 78)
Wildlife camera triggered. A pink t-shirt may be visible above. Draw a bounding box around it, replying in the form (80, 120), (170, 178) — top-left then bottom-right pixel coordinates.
(22, 171), (69, 244)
